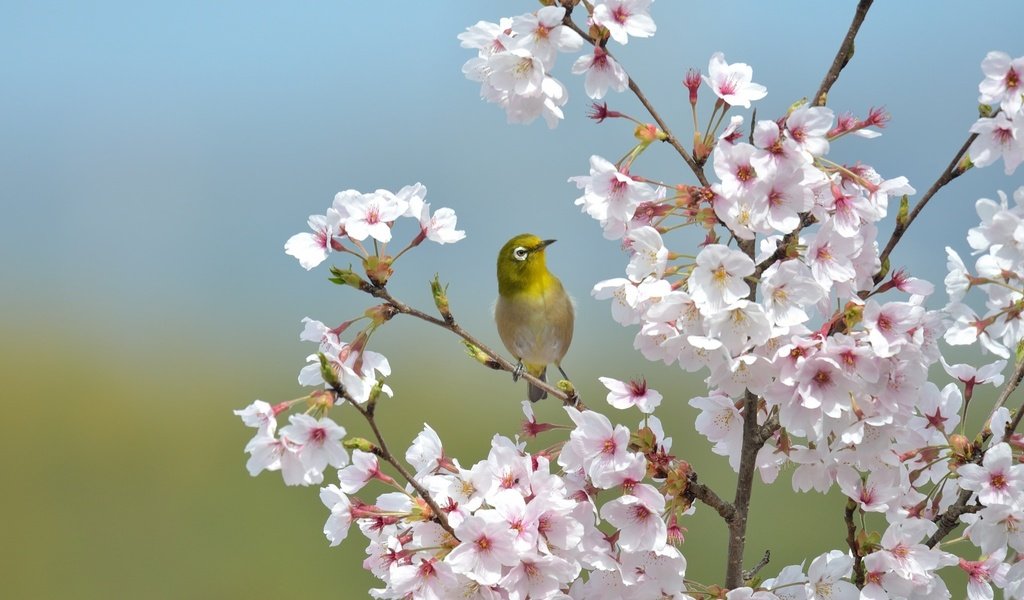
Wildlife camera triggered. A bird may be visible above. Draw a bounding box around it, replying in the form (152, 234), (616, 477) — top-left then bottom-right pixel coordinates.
(495, 233), (575, 402)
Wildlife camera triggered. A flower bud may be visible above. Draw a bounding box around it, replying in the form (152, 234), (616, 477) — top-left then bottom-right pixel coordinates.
(364, 304), (397, 326)
(631, 426), (657, 454)
(683, 68), (701, 106)
(309, 389), (336, 411)
(842, 301), (863, 330)
(363, 256), (394, 287)
(634, 123), (667, 145)
(949, 433), (972, 460)
(895, 195), (910, 228)
(317, 352), (341, 389)
(329, 265), (369, 290)
(462, 341), (501, 369)
(343, 437), (376, 452)
(430, 274), (453, 324)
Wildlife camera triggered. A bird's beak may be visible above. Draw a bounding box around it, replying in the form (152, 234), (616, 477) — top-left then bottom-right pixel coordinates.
(540, 239), (556, 249)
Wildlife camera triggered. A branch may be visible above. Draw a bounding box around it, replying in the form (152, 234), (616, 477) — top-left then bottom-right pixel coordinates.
(560, 14), (710, 187)
(925, 488), (978, 548)
(923, 359), (1024, 548)
(363, 284), (585, 410)
(725, 391), (764, 588)
(331, 385), (456, 537)
(875, 130), (978, 283)
(811, 0), (874, 107)
(742, 550), (771, 582)
(753, 214), (817, 278)
(999, 359), (1024, 440)
(686, 471), (736, 523)
(844, 499), (866, 587)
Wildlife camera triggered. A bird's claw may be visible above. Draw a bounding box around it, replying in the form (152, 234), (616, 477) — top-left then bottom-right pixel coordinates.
(512, 361), (524, 382)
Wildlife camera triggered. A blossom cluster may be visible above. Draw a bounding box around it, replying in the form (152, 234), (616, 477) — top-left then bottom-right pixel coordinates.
(239, 1), (1024, 596)
(968, 51), (1024, 175)
(284, 182), (465, 272)
(946, 186), (1024, 358)
(576, 49), (1024, 598)
(459, 1), (654, 127)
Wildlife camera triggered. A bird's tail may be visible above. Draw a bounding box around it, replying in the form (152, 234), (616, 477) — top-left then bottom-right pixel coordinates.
(527, 365), (547, 402)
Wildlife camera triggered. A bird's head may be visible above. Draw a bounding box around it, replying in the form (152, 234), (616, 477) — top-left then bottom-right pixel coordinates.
(497, 233), (556, 296)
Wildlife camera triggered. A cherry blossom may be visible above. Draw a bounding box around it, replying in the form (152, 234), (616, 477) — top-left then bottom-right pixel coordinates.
(445, 513), (521, 585)
(979, 51), (1024, 113)
(591, 0), (656, 45)
(688, 244), (755, 313)
(703, 51), (767, 108)
(958, 442), (1024, 506)
(572, 46), (628, 99)
(284, 211), (342, 270)
(598, 376), (663, 413)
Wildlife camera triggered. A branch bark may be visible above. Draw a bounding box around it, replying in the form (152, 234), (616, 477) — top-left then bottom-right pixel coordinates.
(331, 385), (456, 537)
(845, 499), (866, 587)
(811, 0), (874, 107)
(875, 131), (978, 283)
(363, 284), (585, 409)
(687, 472), (736, 523)
(925, 489), (977, 548)
(560, 13), (710, 187)
(725, 391), (763, 588)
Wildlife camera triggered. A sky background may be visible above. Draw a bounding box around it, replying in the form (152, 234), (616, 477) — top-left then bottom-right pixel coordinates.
(2, 2), (1023, 598)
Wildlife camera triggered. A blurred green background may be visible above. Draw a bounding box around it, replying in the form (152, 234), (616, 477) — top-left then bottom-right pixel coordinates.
(3, 1), (1022, 597)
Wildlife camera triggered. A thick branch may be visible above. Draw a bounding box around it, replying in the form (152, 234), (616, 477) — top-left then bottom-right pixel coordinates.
(560, 14), (710, 187)
(725, 391), (763, 588)
(364, 285), (584, 409)
(811, 0), (874, 107)
(875, 131), (978, 283)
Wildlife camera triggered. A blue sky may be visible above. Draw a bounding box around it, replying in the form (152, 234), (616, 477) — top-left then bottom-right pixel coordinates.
(3, 1), (1022, 369)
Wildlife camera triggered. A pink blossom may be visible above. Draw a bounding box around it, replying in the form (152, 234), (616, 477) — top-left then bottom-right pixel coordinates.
(598, 376), (663, 413)
(592, 0), (656, 45)
(703, 51), (767, 108)
(958, 442), (1024, 506)
(600, 483), (667, 552)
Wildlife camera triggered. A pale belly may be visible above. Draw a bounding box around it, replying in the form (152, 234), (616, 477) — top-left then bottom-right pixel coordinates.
(495, 285), (574, 367)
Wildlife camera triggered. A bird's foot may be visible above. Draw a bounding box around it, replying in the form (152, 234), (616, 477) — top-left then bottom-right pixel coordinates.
(512, 361), (524, 382)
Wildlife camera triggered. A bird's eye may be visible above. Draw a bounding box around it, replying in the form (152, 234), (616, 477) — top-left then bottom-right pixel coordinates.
(513, 246), (528, 261)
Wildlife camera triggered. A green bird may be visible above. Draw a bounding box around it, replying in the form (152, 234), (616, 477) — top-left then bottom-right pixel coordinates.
(495, 233), (575, 402)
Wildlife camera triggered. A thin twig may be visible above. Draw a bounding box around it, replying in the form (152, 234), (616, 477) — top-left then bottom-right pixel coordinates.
(686, 472), (736, 523)
(1002, 360), (1024, 441)
(926, 357), (1024, 548)
(332, 385), (456, 537)
(985, 358), (1024, 436)
(560, 14), (710, 187)
(363, 284), (585, 409)
(742, 550), (771, 582)
(922, 358), (1024, 548)
(811, 0), (874, 107)
(875, 131), (978, 283)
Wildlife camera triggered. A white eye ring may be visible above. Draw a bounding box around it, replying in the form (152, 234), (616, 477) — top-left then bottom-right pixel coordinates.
(513, 246), (528, 261)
